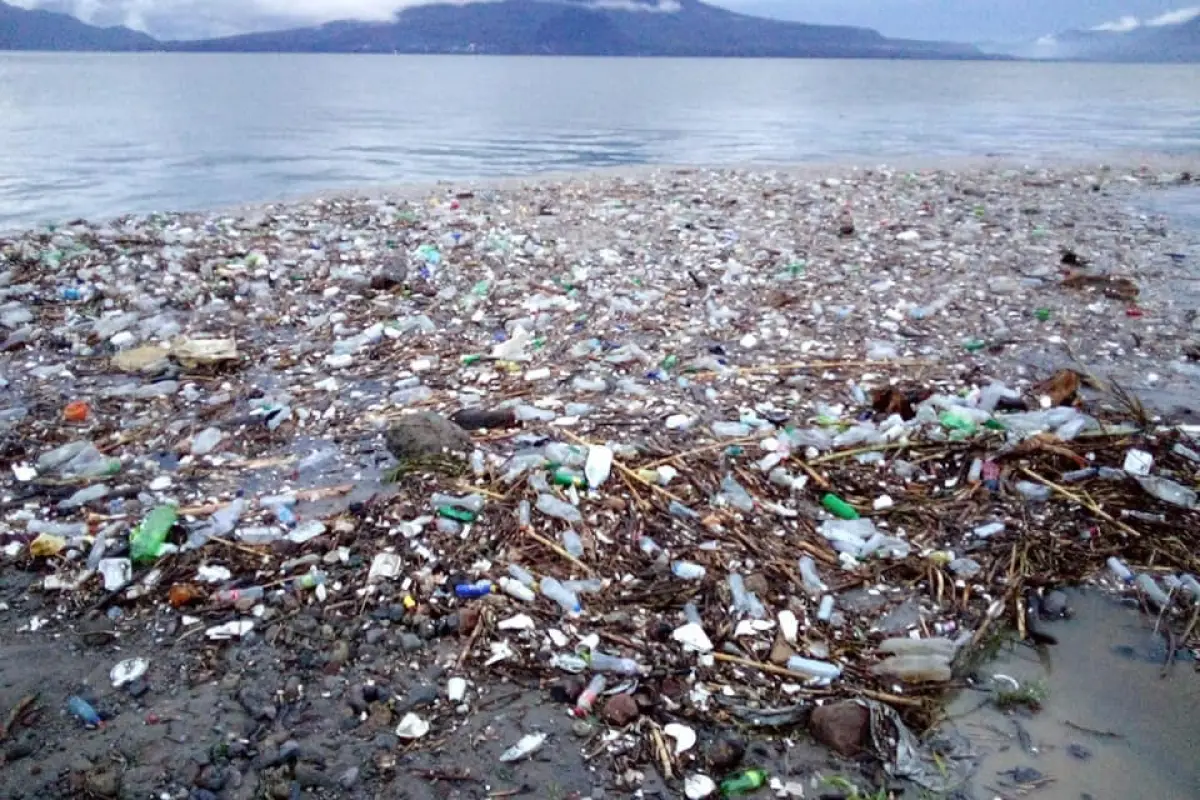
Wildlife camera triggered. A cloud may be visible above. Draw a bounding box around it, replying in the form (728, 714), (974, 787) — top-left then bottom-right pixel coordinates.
(1146, 5), (1200, 24)
(1089, 4), (1199, 32)
(1091, 14), (1141, 31)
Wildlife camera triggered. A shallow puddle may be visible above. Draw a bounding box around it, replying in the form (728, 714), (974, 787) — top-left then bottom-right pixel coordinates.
(945, 589), (1200, 799)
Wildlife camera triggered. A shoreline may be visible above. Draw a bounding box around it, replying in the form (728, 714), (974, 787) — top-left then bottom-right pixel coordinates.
(4, 153), (1199, 236)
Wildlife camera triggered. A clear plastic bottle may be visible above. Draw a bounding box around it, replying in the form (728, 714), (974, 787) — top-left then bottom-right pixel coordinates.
(870, 655), (953, 682)
(711, 421), (751, 438)
(1014, 481), (1051, 502)
(572, 674), (606, 717)
(785, 656), (842, 680)
(728, 573), (765, 618)
(206, 495), (246, 537)
(214, 586), (264, 605)
(798, 556), (826, 596)
(972, 521), (1005, 539)
(817, 595), (835, 622)
(516, 499), (531, 529)
(507, 564), (537, 587)
(1135, 476), (1198, 509)
(541, 577), (581, 615)
(536, 494), (583, 523)
(1107, 556), (1134, 583)
(587, 650), (644, 675)
(498, 577), (535, 602)
(1136, 574), (1171, 608)
(877, 637), (958, 658)
(718, 475), (755, 512)
(672, 561), (706, 580)
(560, 530), (584, 558)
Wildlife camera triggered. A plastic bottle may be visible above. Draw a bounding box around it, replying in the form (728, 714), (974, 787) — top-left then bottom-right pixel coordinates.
(27, 520), (88, 539)
(541, 577), (581, 615)
(206, 495), (246, 537)
(798, 556), (826, 596)
(728, 574), (765, 618)
(498, 577), (535, 602)
(671, 561), (706, 580)
(1180, 574), (1200, 601)
(967, 458), (983, 483)
(507, 564), (537, 587)
(719, 475), (755, 512)
(455, 580), (493, 599)
(57, 484), (109, 510)
(214, 586), (265, 605)
(712, 421), (751, 438)
(877, 637), (958, 658)
(785, 656), (842, 680)
(870, 655), (953, 682)
(516, 500), (531, 528)
(293, 571), (326, 591)
(130, 505), (179, 563)
(720, 768), (768, 796)
(821, 494), (859, 520)
(1061, 467), (1098, 483)
(586, 650), (644, 675)
(437, 506), (477, 523)
(431, 493), (486, 513)
(67, 696), (102, 727)
(1107, 557), (1134, 583)
(668, 500), (699, 519)
(972, 521), (1005, 539)
(1135, 574), (1171, 608)
(817, 595), (835, 622)
(564, 579), (603, 594)
(536, 494), (583, 523)
(1014, 481), (1051, 502)
(585, 444), (613, 488)
(572, 674), (606, 717)
(638, 536), (662, 556)
(1135, 476), (1198, 509)
(269, 502), (297, 528)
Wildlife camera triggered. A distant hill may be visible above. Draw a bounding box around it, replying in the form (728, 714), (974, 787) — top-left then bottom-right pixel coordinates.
(986, 12), (1200, 61)
(0, 0), (156, 51)
(170, 0), (987, 59)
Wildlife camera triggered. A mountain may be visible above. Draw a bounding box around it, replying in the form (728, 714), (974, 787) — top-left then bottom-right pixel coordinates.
(0, 0), (156, 50)
(170, 0), (986, 59)
(986, 11), (1200, 61)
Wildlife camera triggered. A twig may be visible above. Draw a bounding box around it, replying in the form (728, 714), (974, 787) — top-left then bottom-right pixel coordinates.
(457, 612), (486, 669)
(1063, 719), (1124, 738)
(1019, 468), (1143, 538)
(0, 694), (37, 742)
(522, 528), (594, 575)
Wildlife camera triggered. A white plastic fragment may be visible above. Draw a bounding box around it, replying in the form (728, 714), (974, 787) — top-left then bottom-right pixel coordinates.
(395, 713), (430, 739)
(205, 620), (254, 640)
(499, 732), (547, 762)
(110, 657), (149, 687)
(663, 723), (697, 755)
(685, 774), (717, 799)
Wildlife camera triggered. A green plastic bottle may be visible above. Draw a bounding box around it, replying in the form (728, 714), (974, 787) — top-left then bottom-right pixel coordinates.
(720, 768), (768, 796)
(821, 494), (859, 520)
(437, 506), (476, 523)
(129, 505), (179, 563)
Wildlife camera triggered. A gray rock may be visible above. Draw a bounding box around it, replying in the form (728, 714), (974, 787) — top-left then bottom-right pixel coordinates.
(385, 412), (472, 462)
(1041, 590), (1070, 618)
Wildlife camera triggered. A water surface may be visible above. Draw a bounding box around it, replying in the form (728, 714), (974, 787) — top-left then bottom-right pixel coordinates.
(1, 54), (1199, 229)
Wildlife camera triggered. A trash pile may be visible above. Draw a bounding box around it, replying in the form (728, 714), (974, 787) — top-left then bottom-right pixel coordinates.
(0, 163), (1198, 797)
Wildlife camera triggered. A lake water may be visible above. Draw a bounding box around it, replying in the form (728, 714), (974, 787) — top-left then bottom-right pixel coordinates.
(0, 53), (1199, 229)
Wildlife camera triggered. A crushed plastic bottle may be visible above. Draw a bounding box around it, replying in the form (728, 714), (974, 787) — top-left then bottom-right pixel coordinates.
(1014, 481), (1051, 502)
(536, 493), (583, 523)
(718, 474), (755, 512)
(130, 505), (179, 563)
(1135, 476), (1197, 509)
(67, 696), (102, 728)
(798, 556), (826, 596)
(560, 529), (584, 558)
(728, 573), (766, 619)
(1107, 556), (1134, 583)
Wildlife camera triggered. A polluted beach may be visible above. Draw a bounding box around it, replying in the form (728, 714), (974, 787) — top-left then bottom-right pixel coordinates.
(0, 162), (1198, 799)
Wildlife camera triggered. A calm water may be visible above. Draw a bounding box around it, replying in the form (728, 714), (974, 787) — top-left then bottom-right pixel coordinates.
(1, 53), (1199, 229)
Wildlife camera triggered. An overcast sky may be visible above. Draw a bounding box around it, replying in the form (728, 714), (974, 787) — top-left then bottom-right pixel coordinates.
(10, 0), (1199, 41)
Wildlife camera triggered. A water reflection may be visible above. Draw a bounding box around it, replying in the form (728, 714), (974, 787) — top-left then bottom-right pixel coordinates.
(0, 54), (1198, 228)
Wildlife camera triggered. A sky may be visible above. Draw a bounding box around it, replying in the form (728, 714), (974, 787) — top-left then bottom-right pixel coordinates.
(9, 0), (1200, 42)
